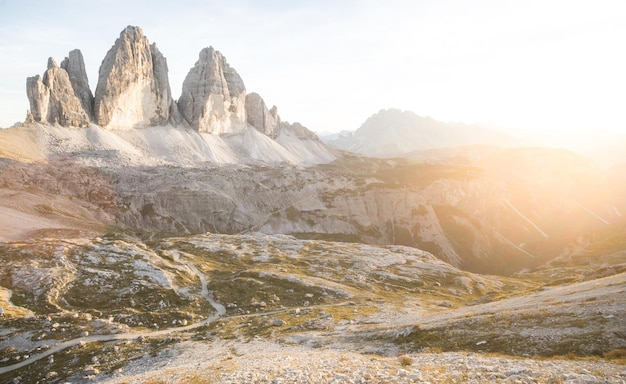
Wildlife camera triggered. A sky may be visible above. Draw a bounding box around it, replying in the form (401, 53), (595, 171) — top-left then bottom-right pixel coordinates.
(0, 0), (625, 148)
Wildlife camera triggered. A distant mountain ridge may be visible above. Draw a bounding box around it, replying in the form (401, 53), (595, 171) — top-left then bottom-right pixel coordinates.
(8, 25), (334, 166)
(322, 108), (519, 157)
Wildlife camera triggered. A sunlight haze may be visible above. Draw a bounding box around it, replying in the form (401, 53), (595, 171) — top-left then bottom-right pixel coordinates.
(0, 0), (624, 148)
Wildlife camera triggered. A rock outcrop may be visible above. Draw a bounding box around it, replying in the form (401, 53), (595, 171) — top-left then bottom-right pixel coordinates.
(178, 47), (247, 134)
(94, 26), (173, 129)
(20, 25), (336, 165)
(60, 49), (94, 119)
(26, 57), (92, 127)
(245, 92), (280, 138)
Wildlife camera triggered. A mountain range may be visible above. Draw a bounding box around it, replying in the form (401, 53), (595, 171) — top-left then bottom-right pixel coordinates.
(7, 25), (334, 167)
(1, 25), (625, 383)
(0, 25), (624, 276)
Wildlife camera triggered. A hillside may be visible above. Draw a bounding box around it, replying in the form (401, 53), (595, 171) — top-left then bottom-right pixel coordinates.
(0, 231), (624, 383)
(1, 24), (626, 384)
(1, 146), (623, 275)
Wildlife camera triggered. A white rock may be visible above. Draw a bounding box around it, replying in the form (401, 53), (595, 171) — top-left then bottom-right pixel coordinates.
(26, 56), (91, 127)
(246, 92), (280, 138)
(178, 47), (246, 134)
(94, 26), (173, 129)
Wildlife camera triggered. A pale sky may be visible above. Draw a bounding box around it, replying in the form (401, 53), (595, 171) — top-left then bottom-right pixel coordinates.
(0, 0), (625, 147)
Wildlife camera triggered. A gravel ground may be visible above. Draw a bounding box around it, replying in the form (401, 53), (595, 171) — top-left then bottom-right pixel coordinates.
(100, 340), (626, 384)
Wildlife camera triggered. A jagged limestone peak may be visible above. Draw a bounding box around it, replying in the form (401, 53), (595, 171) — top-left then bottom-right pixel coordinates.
(93, 25), (173, 129)
(178, 47), (247, 134)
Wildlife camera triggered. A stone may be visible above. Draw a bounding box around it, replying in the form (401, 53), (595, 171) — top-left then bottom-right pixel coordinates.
(45, 371), (58, 379)
(26, 57), (91, 127)
(273, 319), (286, 327)
(83, 365), (100, 376)
(94, 26), (173, 129)
(178, 47), (246, 134)
(245, 92), (280, 138)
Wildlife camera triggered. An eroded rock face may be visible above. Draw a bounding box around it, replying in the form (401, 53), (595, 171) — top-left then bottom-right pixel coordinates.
(60, 49), (94, 119)
(94, 26), (172, 129)
(178, 47), (246, 134)
(26, 57), (92, 127)
(245, 92), (280, 138)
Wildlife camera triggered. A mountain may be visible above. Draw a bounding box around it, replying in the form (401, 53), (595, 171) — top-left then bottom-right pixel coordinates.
(1, 26), (626, 384)
(15, 26), (335, 167)
(2, 26), (624, 275)
(322, 108), (520, 157)
(93, 26), (173, 129)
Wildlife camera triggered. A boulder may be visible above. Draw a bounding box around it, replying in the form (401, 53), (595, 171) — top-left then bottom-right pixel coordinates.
(178, 47), (246, 134)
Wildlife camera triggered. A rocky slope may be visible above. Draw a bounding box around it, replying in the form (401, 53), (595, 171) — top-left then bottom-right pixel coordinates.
(0, 144), (622, 275)
(104, 342), (626, 384)
(106, 149), (626, 274)
(0, 232), (624, 383)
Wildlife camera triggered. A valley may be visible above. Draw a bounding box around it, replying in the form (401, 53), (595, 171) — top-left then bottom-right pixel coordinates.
(0, 232), (624, 382)
(0, 23), (625, 383)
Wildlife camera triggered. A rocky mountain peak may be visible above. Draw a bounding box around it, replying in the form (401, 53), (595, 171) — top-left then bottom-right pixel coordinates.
(47, 57), (58, 70)
(26, 51), (92, 128)
(60, 49), (94, 119)
(19, 25), (335, 165)
(93, 25), (173, 129)
(178, 47), (247, 134)
(245, 92), (281, 138)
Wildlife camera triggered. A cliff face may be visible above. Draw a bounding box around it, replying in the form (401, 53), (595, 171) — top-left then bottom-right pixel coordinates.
(22, 25), (327, 157)
(178, 47), (247, 134)
(26, 56), (92, 127)
(60, 49), (94, 119)
(245, 92), (280, 138)
(93, 26), (173, 129)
